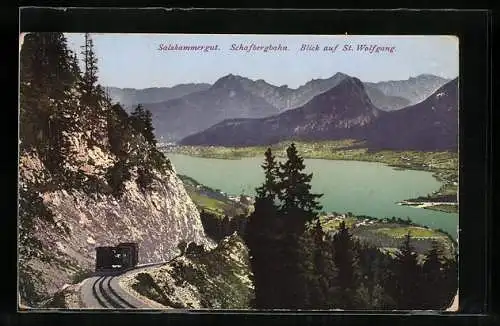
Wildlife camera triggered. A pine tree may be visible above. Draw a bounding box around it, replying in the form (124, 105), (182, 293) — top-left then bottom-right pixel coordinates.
(421, 240), (449, 309)
(20, 33), (79, 175)
(277, 143), (323, 233)
(332, 221), (360, 309)
(246, 195), (283, 308)
(107, 103), (131, 158)
(78, 32), (109, 145)
(246, 148), (284, 308)
(129, 105), (156, 146)
(106, 159), (131, 198)
(310, 219), (338, 309)
(81, 33), (99, 96)
(390, 232), (423, 309)
(277, 144), (327, 308)
(255, 148), (279, 202)
(247, 145), (329, 309)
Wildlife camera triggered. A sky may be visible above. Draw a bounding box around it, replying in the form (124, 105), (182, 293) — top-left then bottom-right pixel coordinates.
(65, 33), (459, 89)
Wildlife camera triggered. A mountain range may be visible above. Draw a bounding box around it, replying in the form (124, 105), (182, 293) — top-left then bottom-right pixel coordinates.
(364, 74), (451, 105)
(105, 83), (211, 110)
(179, 77), (458, 151)
(117, 73), (449, 141)
(366, 77), (458, 150)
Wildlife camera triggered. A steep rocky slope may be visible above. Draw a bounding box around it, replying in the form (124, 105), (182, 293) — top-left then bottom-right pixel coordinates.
(121, 234), (253, 309)
(19, 142), (214, 307)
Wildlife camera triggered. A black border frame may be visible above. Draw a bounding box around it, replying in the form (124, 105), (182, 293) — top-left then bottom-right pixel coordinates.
(6, 7), (495, 326)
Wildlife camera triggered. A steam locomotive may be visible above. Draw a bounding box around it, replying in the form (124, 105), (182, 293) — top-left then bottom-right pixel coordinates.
(95, 242), (139, 272)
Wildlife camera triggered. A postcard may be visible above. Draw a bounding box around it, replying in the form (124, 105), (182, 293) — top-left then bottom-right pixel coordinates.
(18, 32), (459, 311)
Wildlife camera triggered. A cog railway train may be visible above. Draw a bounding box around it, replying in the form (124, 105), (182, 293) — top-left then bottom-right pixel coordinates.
(95, 242), (139, 272)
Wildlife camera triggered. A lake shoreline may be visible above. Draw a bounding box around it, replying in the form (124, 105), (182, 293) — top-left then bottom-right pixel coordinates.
(180, 170), (458, 247)
(397, 201), (458, 213)
(162, 142), (458, 212)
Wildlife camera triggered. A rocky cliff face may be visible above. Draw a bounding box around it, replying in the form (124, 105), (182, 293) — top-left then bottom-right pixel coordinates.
(122, 233), (253, 309)
(18, 137), (214, 307)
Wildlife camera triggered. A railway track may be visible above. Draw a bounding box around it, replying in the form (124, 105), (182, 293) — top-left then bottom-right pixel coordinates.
(91, 275), (137, 309)
(83, 258), (178, 309)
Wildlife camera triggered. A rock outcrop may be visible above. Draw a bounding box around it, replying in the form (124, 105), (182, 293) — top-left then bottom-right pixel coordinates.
(121, 233), (253, 309)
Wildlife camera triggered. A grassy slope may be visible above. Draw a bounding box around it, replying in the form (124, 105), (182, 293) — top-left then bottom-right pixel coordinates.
(178, 174), (250, 219)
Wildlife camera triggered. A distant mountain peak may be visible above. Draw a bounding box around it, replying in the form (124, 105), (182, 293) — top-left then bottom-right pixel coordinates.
(365, 74), (453, 105)
(325, 76), (367, 96)
(414, 73), (448, 79)
(332, 72), (349, 78)
(211, 74), (247, 90)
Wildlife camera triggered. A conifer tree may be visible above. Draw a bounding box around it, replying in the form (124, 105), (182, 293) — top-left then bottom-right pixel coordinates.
(71, 52), (81, 76)
(20, 33), (79, 174)
(421, 240), (449, 309)
(332, 220), (360, 309)
(255, 148), (279, 201)
(277, 143), (323, 233)
(310, 219), (339, 308)
(246, 148), (284, 308)
(275, 144), (325, 308)
(129, 104), (156, 146)
(390, 232), (423, 309)
(107, 103), (131, 158)
(81, 33), (99, 96)
(106, 159), (131, 198)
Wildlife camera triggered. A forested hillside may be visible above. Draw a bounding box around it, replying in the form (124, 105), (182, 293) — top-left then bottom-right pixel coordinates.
(244, 144), (457, 310)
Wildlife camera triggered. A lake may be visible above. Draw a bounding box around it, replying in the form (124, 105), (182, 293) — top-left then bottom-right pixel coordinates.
(167, 154), (458, 239)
